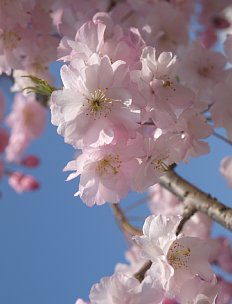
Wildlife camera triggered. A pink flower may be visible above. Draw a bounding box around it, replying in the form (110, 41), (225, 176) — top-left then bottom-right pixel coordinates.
(21, 155), (40, 168)
(5, 133), (29, 163)
(6, 93), (47, 140)
(90, 273), (139, 304)
(214, 237), (232, 274)
(64, 142), (139, 206)
(224, 34), (232, 63)
(115, 245), (145, 276)
(139, 2), (189, 55)
(220, 156), (232, 188)
(132, 134), (180, 192)
(148, 184), (212, 239)
(89, 272), (164, 304)
(58, 20), (106, 62)
(133, 46), (194, 129)
(166, 104), (212, 162)
(134, 215), (214, 292)
(0, 160), (4, 181)
(0, 128), (9, 153)
(216, 277), (232, 304)
(0, 90), (5, 120)
(178, 277), (218, 304)
(210, 73), (232, 140)
(51, 55), (139, 148)
(5, 93), (46, 162)
(75, 300), (89, 304)
(8, 172), (39, 193)
(177, 42), (227, 103)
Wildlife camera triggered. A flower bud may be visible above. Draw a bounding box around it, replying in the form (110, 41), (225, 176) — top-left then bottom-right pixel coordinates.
(21, 155), (40, 167)
(8, 172), (39, 193)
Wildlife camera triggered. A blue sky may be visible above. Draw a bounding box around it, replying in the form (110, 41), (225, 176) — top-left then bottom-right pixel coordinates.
(0, 63), (231, 303)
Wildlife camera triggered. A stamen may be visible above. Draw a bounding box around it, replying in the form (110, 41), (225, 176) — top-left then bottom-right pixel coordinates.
(85, 88), (113, 119)
(167, 241), (191, 270)
(1, 31), (21, 50)
(96, 154), (122, 177)
(151, 153), (169, 172)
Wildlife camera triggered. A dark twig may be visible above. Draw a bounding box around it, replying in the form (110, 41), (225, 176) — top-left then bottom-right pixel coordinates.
(213, 131), (232, 146)
(134, 260), (152, 282)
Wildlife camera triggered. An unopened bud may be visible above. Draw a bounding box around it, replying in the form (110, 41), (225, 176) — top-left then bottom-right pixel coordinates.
(8, 172), (40, 193)
(21, 155), (40, 167)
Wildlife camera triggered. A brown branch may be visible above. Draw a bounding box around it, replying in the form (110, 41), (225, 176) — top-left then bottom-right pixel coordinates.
(134, 260), (152, 282)
(107, 0), (123, 11)
(159, 170), (232, 231)
(111, 204), (142, 236)
(176, 202), (197, 235)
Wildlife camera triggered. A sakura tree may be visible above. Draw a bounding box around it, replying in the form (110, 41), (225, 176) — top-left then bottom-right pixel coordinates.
(1, 0), (232, 303)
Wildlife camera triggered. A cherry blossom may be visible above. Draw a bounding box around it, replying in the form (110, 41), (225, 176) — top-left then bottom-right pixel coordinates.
(8, 171), (40, 193)
(210, 73), (232, 140)
(134, 215), (214, 289)
(220, 156), (232, 188)
(177, 42), (227, 103)
(148, 184), (212, 239)
(51, 55), (139, 148)
(0, 1), (232, 303)
(5, 93), (46, 162)
(64, 142), (140, 206)
(89, 272), (164, 304)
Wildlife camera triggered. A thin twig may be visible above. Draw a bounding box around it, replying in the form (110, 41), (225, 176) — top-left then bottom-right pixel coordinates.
(123, 196), (150, 212)
(127, 215), (148, 222)
(176, 202), (197, 235)
(134, 260), (152, 282)
(111, 204), (142, 236)
(213, 131), (232, 146)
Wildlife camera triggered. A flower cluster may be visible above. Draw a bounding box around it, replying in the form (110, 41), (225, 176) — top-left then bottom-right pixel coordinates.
(1, 0), (232, 303)
(0, 91), (45, 193)
(76, 213), (232, 303)
(51, 9), (221, 206)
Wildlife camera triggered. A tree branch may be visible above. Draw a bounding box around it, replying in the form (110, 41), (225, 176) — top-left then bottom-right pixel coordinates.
(111, 204), (142, 236)
(159, 170), (232, 231)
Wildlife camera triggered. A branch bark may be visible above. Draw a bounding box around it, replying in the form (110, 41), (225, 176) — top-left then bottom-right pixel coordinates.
(159, 170), (232, 231)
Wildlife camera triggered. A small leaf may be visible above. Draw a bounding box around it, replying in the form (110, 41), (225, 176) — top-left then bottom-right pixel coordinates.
(22, 75), (56, 97)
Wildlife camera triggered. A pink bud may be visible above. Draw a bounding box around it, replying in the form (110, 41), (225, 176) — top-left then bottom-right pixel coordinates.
(21, 155), (40, 167)
(212, 17), (230, 29)
(0, 128), (9, 153)
(0, 160), (4, 180)
(162, 299), (178, 304)
(8, 172), (40, 193)
(200, 27), (217, 48)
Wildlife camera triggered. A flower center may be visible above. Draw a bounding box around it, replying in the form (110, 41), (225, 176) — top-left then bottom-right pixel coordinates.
(150, 153), (169, 172)
(96, 154), (122, 177)
(1, 30), (21, 50)
(167, 240), (191, 270)
(198, 65), (214, 78)
(86, 88), (112, 119)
